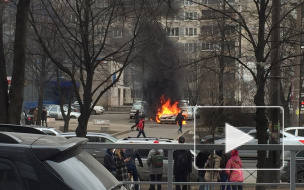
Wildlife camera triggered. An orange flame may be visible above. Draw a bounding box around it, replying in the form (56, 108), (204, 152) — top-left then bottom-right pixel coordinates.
(156, 95), (187, 124)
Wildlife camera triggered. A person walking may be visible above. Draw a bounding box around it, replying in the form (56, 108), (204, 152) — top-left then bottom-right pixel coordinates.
(33, 107), (38, 125)
(196, 150), (210, 190)
(136, 117), (146, 138)
(104, 149), (117, 177)
(175, 111), (184, 134)
(41, 107), (48, 127)
(173, 136), (192, 190)
(131, 110), (140, 131)
(113, 148), (130, 183)
(125, 148), (143, 190)
(225, 150), (243, 190)
(147, 140), (164, 190)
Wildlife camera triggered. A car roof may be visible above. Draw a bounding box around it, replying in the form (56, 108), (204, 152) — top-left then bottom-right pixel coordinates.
(117, 137), (178, 143)
(0, 132), (88, 160)
(285, 127), (304, 130)
(0, 124), (47, 135)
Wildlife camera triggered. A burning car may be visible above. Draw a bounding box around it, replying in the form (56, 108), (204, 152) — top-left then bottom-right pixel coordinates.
(156, 95), (187, 124)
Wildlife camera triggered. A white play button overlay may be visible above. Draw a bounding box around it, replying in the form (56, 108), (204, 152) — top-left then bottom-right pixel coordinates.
(225, 123), (254, 153)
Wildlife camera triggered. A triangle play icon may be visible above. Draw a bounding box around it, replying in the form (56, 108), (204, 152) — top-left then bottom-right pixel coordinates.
(225, 123), (254, 153)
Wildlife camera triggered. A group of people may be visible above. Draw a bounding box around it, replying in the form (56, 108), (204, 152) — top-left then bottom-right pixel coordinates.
(104, 144), (158, 190)
(33, 107), (48, 126)
(196, 149), (244, 190)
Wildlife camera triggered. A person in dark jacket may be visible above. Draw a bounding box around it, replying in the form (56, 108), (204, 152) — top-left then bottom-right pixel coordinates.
(175, 111), (184, 133)
(104, 149), (117, 176)
(41, 108), (48, 127)
(196, 150), (210, 190)
(131, 110), (140, 130)
(125, 148), (143, 190)
(147, 140), (164, 190)
(113, 148), (130, 182)
(173, 136), (192, 190)
(220, 150), (231, 190)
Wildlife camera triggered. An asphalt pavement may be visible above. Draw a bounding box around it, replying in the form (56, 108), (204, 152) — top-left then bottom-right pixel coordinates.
(46, 111), (199, 142)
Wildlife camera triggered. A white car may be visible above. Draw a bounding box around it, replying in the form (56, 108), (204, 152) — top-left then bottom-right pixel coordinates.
(73, 101), (105, 115)
(285, 127), (304, 137)
(48, 105), (81, 119)
(61, 132), (118, 164)
(129, 105), (146, 119)
(215, 129), (304, 158)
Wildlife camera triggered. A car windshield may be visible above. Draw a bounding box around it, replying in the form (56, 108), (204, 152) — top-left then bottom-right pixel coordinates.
(44, 148), (125, 190)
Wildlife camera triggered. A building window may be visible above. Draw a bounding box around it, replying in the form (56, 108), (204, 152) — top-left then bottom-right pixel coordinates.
(201, 10), (221, 19)
(184, 43), (197, 52)
(201, 25), (219, 35)
(167, 28), (179, 37)
(184, 0), (198, 6)
(113, 29), (123, 38)
(185, 28), (197, 36)
(185, 12), (198, 20)
(201, 42), (219, 51)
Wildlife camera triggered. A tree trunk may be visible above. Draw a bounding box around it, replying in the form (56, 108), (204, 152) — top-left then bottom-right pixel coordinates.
(0, 2), (8, 123)
(7, 0), (30, 124)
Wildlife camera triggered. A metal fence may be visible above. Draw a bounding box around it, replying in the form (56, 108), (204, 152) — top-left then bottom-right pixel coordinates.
(84, 143), (304, 189)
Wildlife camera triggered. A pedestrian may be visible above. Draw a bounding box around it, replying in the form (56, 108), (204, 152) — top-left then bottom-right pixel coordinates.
(113, 148), (130, 183)
(41, 107), (48, 127)
(220, 150), (231, 190)
(33, 107), (38, 125)
(136, 116), (146, 138)
(125, 148), (143, 190)
(131, 110), (140, 131)
(225, 150), (243, 190)
(204, 151), (222, 189)
(173, 136), (192, 190)
(104, 149), (117, 177)
(196, 150), (210, 190)
(175, 111), (184, 134)
(147, 140), (164, 190)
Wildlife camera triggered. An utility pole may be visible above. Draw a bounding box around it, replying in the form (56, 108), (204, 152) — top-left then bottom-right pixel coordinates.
(292, 1), (302, 126)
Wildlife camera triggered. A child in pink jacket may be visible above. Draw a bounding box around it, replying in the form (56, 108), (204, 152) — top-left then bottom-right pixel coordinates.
(225, 150), (243, 190)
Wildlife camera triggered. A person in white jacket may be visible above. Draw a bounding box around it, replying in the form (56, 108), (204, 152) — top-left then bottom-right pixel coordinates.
(147, 140), (164, 190)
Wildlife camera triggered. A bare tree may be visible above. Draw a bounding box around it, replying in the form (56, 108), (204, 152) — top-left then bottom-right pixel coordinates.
(29, 0), (173, 137)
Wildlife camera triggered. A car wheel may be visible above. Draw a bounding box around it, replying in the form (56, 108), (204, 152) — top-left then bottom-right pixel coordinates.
(91, 110), (96, 115)
(70, 116), (76, 119)
(297, 172), (304, 183)
(130, 116), (133, 119)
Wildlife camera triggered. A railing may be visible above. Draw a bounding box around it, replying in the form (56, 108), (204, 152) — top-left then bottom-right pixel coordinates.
(84, 143), (304, 189)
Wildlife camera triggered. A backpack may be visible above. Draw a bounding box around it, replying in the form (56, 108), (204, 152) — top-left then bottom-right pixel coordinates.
(175, 152), (189, 170)
(152, 151), (163, 168)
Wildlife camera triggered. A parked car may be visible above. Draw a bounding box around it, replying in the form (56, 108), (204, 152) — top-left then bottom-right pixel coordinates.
(129, 105), (146, 119)
(116, 137), (197, 182)
(0, 131), (125, 190)
(280, 150), (304, 183)
(48, 105), (81, 119)
(61, 132), (118, 164)
(200, 127), (255, 144)
(215, 129), (304, 158)
(285, 126), (304, 137)
(30, 126), (63, 136)
(73, 101), (105, 115)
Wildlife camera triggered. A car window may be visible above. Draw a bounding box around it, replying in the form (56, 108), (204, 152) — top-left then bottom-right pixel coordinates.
(0, 160), (23, 189)
(50, 107), (57, 112)
(286, 129), (295, 135)
(298, 129), (304, 137)
(45, 148), (120, 190)
(87, 136), (108, 143)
